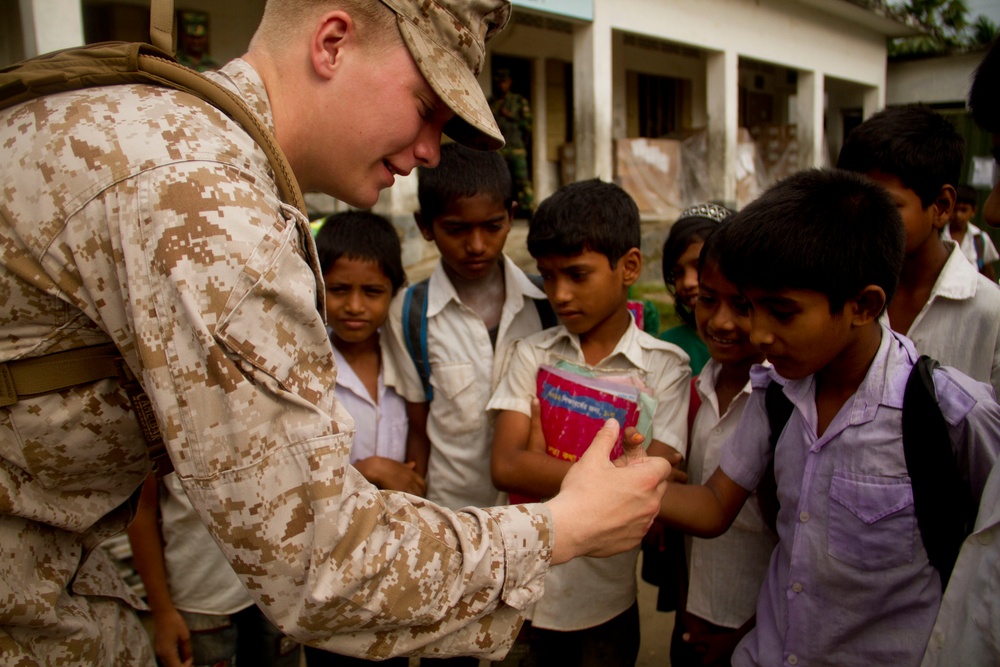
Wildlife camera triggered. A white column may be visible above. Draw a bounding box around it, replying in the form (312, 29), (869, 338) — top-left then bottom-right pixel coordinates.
(862, 85), (882, 119)
(19, 0), (84, 57)
(706, 49), (739, 208)
(532, 57), (552, 202)
(572, 17), (614, 182)
(796, 69), (826, 169)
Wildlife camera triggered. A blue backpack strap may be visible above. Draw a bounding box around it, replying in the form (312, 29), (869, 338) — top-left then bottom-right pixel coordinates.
(401, 279), (433, 402)
(973, 232), (986, 270)
(527, 274), (557, 329)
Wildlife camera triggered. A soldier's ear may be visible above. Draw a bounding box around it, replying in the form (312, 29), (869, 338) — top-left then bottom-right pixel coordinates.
(311, 11), (353, 80)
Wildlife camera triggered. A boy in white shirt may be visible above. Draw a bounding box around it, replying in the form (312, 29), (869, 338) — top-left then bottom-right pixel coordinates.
(488, 179), (690, 667)
(384, 143), (551, 510)
(942, 184), (998, 281)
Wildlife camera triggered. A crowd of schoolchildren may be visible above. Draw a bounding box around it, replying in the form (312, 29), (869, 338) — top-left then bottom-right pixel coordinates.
(128, 40), (1000, 667)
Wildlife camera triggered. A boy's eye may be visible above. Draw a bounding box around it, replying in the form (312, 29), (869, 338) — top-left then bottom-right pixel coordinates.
(327, 285), (349, 294)
(364, 286), (387, 297)
(733, 298), (752, 315)
(768, 307), (795, 321)
(697, 294), (716, 306)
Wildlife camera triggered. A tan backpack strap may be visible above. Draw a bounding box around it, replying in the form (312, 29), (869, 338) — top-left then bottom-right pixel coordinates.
(137, 54), (308, 214)
(149, 0), (176, 55)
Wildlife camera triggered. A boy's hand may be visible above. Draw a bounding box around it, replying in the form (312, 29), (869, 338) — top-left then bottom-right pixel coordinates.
(151, 606), (193, 667)
(623, 426), (688, 482)
(547, 419), (671, 564)
(354, 457), (427, 496)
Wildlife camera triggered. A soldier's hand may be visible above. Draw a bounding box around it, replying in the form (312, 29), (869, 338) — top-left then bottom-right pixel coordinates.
(547, 419), (670, 564)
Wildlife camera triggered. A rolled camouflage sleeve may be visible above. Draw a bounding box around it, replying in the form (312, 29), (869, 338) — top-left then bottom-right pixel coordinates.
(105, 160), (552, 658)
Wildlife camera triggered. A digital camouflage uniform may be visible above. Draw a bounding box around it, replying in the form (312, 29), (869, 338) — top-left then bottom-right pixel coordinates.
(490, 89), (534, 213)
(0, 58), (553, 665)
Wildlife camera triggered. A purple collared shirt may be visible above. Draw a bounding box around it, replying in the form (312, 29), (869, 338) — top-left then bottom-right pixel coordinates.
(720, 326), (1000, 667)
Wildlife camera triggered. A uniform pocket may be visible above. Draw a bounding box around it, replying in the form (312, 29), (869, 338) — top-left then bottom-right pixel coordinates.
(429, 362), (482, 435)
(828, 472), (915, 570)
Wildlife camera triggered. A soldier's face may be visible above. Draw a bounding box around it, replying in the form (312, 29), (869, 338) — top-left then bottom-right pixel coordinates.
(319, 41), (452, 208)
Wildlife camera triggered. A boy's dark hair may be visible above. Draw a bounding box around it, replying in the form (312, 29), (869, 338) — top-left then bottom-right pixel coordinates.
(315, 210), (406, 294)
(714, 169), (905, 312)
(836, 104), (964, 208)
(527, 178), (640, 267)
(956, 184), (979, 206)
(416, 142), (513, 223)
(969, 37), (1000, 134)
(662, 204), (733, 326)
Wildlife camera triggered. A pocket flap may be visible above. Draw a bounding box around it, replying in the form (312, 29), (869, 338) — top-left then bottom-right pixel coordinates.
(830, 474), (913, 525)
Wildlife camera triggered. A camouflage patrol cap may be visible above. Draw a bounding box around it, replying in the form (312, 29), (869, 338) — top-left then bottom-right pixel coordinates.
(378, 0), (511, 151)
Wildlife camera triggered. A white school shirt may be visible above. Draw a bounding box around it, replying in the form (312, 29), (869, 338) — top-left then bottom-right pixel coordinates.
(686, 358), (777, 629)
(885, 241), (1000, 396)
(384, 255), (548, 510)
(331, 340), (408, 465)
(487, 322), (690, 631)
(942, 223), (1000, 270)
(921, 457), (1000, 667)
(160, 472), (254, 616)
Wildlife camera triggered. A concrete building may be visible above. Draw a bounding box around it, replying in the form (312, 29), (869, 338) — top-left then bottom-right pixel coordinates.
(4, 0), (917, 249)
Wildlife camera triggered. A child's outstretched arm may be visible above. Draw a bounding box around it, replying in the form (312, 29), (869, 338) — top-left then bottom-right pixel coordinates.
(491, 409), (573, 499)
(658, 466), (751, 538)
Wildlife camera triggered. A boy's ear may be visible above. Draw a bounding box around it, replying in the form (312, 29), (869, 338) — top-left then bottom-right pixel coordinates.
(931, 185), (957, 230)
(620, 248), (642, 287)
(310, 11), (352, 81)
(851, 285), (886, 326)
(414, 212), (435, 241)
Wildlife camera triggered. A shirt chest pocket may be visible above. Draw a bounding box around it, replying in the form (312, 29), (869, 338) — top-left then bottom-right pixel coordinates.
(429, 362), (483, 435)
(828, 473), (916, 570)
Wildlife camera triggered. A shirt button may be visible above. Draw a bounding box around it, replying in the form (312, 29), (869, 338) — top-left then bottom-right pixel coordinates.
(713, 427), (722, 435)
(799, 511), (810, 523)
(792, 582), (803, 593)
(978, 531), (994, 546)
(788, 655), (799, 665)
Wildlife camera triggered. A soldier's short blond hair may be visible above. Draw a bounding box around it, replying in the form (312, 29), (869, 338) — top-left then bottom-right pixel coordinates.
(253, 0), (399, 53)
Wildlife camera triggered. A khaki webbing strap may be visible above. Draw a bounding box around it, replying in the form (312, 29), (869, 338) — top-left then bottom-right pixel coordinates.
(0, 344), (173, 477)
(0, 46), (306, 216)
(0, 344), (121, 406)
(149, 0), (175, 55)
(137, 55), (307, 214)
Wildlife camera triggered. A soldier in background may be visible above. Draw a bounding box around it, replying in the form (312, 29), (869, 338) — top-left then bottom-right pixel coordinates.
(176, 10), (219, 72)
(491, 68), (535, 216)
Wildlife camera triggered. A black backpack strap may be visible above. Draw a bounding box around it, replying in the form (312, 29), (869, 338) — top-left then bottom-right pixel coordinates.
(401, 279), (433, 402)
(527, 274), (557, 329)
(903, 356), (975, 586)
(757, 380), (794, 534)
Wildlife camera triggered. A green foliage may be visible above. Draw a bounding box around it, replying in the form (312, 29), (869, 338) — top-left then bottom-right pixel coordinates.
(885, 0), (999, 56)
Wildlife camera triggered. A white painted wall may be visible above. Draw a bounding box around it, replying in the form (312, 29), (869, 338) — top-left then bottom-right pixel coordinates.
(887, 52), (983, 106)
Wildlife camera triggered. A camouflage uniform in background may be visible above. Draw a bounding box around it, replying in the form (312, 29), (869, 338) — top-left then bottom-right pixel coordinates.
(490, 75), (534, 215)
(0, 58), (553, 665)
(176, 10), (220, 72)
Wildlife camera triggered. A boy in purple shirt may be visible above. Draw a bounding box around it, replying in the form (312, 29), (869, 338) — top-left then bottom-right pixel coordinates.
(654, 169), (1000, 667)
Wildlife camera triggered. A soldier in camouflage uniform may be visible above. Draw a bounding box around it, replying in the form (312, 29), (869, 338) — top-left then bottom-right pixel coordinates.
(0, 1), (670, 664)
(176, 10), (220, 72)
(490, 69), (535, 215)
